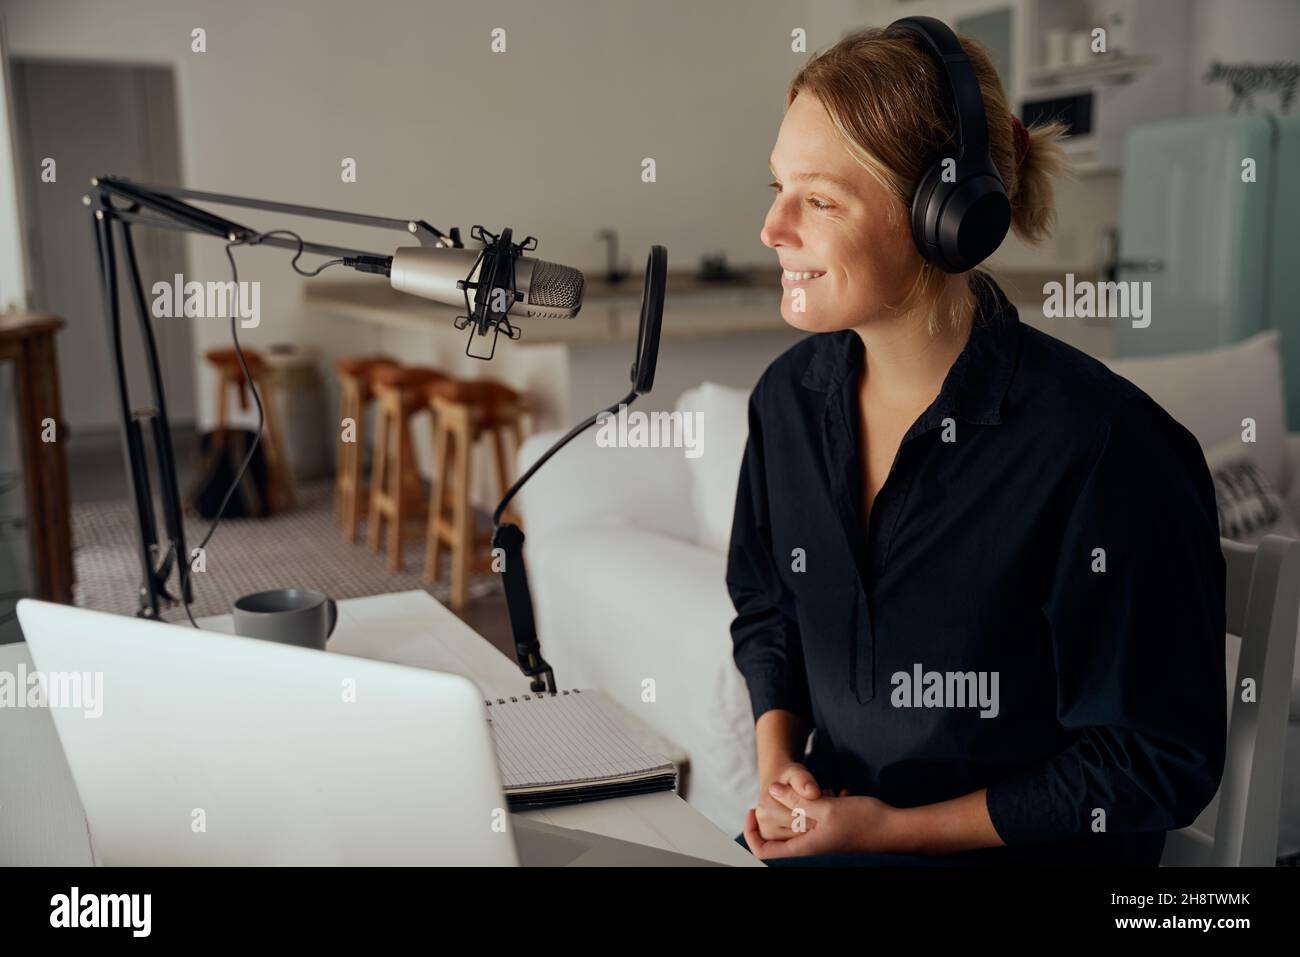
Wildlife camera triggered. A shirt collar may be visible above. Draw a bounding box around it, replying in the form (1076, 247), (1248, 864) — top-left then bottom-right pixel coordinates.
(800, 275), (1022, 428)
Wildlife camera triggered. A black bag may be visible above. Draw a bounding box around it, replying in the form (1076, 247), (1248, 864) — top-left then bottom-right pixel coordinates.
(188, 428), (270, 519)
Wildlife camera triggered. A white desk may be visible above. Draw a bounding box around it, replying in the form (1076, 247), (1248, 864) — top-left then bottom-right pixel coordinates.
(0, 591), (758, 866)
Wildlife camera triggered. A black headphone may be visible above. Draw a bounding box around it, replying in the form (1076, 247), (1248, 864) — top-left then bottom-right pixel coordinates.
(888, 16), (1011, 273)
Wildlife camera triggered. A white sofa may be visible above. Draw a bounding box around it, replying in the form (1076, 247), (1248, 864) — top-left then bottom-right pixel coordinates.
(516, 329), (1300, 855)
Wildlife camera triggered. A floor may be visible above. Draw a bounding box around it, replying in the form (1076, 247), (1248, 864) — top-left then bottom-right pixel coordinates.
(65, 431), (516, 659)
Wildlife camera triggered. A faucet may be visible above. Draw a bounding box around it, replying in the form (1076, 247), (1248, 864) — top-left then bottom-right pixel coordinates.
(595, 228), (629, 284)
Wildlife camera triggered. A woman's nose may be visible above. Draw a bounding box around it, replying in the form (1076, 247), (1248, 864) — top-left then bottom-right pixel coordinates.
(760, 204), (797, 250)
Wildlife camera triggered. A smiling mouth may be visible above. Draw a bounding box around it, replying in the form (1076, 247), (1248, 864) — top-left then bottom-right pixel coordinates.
(782, 269), (827, 286)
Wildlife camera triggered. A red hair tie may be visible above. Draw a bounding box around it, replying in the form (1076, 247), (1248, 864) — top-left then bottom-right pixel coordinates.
(1011, 116), (1030, 167)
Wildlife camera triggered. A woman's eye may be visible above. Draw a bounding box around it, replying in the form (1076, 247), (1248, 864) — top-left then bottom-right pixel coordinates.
(768, 181), (832, 211)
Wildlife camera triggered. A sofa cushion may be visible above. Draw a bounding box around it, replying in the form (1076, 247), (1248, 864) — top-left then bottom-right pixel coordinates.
(676, 382), (751, 553)
(516, 428), (696, 543)
(1204, 439), (1300, 544)
(1104, 330), (1290, 492)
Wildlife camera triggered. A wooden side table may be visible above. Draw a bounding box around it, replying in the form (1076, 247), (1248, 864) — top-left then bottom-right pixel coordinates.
(0, 312), (72, 606)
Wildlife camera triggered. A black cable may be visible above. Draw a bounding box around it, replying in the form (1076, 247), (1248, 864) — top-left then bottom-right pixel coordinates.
(171, 230), (351, 627)
(250, 229), (346, 276)
(175, 237), (264, 627)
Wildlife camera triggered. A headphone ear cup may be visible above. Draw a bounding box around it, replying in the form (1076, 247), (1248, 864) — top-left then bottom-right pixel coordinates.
(936, 175), (1011, 273)
(911, 164), (1011, 273)
(909, 162), (949, 269)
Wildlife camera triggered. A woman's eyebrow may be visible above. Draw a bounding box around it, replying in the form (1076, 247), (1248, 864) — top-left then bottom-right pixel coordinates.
(767, 160), (857, 195)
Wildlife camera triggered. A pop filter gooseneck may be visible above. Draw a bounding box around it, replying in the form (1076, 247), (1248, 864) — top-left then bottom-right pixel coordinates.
(491, 246), (668, 692)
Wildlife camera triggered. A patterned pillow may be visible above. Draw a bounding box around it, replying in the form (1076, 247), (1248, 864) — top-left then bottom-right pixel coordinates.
(1204, 440), (1300, 545)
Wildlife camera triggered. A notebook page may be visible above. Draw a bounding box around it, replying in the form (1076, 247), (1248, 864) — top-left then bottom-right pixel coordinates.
(486, 691), (672, 789)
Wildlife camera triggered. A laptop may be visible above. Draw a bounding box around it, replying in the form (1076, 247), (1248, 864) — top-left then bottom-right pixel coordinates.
(16, 599), (720, 866)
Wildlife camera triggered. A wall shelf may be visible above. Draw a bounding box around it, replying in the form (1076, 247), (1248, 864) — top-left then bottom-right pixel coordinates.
(1027, 52), (1154, 88)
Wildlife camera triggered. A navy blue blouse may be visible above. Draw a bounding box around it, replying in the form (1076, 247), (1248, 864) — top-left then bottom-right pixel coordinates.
(726, 278), (1227, 866)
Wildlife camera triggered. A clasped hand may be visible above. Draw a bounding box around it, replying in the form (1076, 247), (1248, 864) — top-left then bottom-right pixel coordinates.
(744, 762), (899, 861)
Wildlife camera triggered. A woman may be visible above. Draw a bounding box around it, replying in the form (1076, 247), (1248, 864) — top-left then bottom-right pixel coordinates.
(728, 21), (1226, 866)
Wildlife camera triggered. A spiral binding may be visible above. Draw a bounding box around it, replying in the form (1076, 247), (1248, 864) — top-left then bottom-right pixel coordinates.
(484, 688), (580, 707)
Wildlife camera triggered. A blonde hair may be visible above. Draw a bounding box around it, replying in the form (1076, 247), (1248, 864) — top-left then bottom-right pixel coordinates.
(787, 25), (1069, 333)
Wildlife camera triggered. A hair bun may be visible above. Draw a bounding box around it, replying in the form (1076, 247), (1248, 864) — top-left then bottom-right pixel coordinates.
(1011, 116), (1029, 167)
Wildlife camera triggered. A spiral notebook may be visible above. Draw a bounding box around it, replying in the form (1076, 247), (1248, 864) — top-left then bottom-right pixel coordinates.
(483, 688), (678, 810)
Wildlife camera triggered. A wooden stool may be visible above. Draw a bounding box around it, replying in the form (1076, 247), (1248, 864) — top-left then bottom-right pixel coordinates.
(423, 378), (528, 610)
(367, 364), (447, 571)
(333, 354), (400, 543)
(205, 346), (294, 513)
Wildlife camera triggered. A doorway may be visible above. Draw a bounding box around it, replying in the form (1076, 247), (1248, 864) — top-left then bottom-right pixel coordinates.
(9, 59), (195, 458)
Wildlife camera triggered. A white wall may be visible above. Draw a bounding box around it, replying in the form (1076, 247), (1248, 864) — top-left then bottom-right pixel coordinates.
(0, 0), (815, 426)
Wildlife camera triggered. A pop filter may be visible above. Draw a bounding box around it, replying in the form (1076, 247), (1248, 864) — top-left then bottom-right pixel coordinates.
(491, 243), (668, 693)
(632, 245), (666, 395)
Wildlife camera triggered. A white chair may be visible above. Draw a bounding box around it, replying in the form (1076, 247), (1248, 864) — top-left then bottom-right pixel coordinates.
(1161, 535), (1300, 866)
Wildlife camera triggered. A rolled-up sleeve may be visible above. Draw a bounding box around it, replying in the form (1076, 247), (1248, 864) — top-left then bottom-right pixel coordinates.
(985, 393), (1227, 843)
(726, 386), (814, 724)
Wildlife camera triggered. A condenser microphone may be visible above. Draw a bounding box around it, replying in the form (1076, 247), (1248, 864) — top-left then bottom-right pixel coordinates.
(388, 246), (585, 319)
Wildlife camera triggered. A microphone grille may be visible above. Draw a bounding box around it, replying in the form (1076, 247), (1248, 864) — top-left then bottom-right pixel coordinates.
(528, 261), (585, 311)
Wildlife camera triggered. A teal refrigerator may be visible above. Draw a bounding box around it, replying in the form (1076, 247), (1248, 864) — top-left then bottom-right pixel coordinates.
(1112, 114), (1300, 425)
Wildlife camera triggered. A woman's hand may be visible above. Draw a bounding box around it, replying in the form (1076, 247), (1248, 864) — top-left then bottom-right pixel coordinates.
(754, 762), (819, 841)
(753, 762), (843, 841)
(744, 782), (899, 860)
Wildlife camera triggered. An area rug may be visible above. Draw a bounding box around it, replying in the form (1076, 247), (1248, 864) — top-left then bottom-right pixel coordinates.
(71, 479), (500, 622)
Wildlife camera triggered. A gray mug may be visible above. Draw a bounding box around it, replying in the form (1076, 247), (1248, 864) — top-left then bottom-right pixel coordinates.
(232, 588), (338, 650)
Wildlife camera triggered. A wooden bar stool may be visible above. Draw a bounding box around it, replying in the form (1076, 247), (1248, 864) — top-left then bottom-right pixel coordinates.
(367, 364), (447, 571)
(333, 354), (399, 543)
(423, 378), (528, 610)
(205, 346), (294, 513)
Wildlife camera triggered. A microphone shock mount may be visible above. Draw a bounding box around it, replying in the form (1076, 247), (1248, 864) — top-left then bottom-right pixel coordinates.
(454, 225), (538, 360)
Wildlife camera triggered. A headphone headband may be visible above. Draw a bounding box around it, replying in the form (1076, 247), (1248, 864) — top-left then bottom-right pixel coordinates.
(888, 16), (990, 163)
(886, 15), (1011, 273)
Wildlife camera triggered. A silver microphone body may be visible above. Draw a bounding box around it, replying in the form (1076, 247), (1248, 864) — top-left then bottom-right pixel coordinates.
(389, 246), (584, 319)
